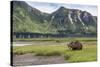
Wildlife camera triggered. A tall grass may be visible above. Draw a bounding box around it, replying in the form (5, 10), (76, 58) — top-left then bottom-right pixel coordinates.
(64, 44), (97, 62)
(13, 37), (97, 42)
(13, 42), (97, 62)
(13, 45), (66, 55)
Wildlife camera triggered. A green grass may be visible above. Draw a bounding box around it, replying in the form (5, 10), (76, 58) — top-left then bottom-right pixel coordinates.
(13, 37), (97, 62)
(35, 50), (62, 56)
(13, 45), (66, 55)
(64, 44), (97, 62)
(13, 37), (97, 42)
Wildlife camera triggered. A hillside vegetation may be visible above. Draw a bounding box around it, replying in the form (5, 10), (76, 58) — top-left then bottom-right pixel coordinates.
(12, 1), (97, 35)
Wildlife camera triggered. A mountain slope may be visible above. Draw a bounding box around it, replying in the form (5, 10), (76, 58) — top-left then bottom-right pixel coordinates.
(12, 1), (51, 33)
(49, 7), (97, 34)
(12, 1), (97, 35)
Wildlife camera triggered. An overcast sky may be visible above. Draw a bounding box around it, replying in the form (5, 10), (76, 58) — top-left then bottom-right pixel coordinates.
(26, 1), (97, 16)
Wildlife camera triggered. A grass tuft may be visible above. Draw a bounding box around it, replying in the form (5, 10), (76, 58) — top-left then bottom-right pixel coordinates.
(35, 51), (62, 56)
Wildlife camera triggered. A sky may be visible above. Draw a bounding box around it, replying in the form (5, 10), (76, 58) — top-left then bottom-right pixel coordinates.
(26, 1), (97, 16)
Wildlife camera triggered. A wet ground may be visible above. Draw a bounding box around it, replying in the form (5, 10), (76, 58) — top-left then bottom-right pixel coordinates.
(13, 54), (67, 66)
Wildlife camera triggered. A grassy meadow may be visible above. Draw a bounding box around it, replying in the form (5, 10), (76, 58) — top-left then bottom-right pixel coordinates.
(13, 37), (97, 63)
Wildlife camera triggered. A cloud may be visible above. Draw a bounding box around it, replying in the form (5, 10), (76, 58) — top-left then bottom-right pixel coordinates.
(26, 1), (60, 13)
(26, 1), (97, 16)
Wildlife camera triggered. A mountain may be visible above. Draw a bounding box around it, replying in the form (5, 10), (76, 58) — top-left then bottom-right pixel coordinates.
(12, 1), (50, 33)
(49, 7), (97, 34)
(12, 1), (97, 35)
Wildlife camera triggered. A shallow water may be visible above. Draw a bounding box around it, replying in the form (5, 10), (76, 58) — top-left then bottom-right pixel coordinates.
(13, 41), (68, 46)
(13, 43), (32, 46)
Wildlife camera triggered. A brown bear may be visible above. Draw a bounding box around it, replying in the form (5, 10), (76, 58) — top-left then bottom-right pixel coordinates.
(67, 41), (83, 50)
